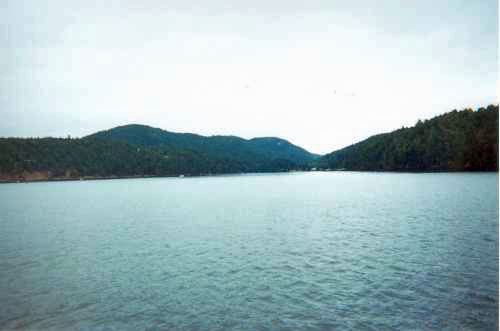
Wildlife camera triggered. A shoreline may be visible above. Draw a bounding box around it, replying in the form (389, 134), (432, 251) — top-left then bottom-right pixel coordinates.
(0, 173), (216, 184)
(0, 169), (497, 184)
(0, 171), (306, 184)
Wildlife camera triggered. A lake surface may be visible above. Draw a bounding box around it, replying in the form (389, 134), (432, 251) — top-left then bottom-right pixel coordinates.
(0, 172), (498, 330)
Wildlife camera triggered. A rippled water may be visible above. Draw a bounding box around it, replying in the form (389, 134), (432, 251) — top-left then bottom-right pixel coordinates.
(0, 172), (498, 330)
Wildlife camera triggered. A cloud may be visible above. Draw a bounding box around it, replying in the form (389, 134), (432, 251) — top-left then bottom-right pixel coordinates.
(1, 0), (497, 153)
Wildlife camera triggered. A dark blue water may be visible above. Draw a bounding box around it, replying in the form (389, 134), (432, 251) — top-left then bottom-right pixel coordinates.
(0, 172), (498, 330)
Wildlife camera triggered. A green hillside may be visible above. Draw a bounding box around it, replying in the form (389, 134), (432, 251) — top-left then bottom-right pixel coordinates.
(86, 124), (318, 166)
(0, 126), (318, 181)
(1, 105), (497, 182)
(316, 105), (498, 171)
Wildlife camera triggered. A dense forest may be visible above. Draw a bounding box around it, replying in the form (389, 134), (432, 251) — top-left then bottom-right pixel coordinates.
(87, 124), (318, 166)
(0, 126), (317, 181)
(0, 105), (497, 182)
(316, 105), (498, 171)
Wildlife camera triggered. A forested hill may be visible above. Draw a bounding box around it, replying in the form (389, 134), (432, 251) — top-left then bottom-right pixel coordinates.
(86, 124), (318, 165)
(316, 105), (499, 171)
(1, 106), (497, 182)
(0, 126), (318, 181)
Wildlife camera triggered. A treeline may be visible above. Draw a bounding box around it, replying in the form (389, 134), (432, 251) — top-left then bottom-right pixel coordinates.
(0, 136), (311, 181)
(316, 105), (498, 171)
(1, 105), (497, 181)
(87, 124), (318, 166)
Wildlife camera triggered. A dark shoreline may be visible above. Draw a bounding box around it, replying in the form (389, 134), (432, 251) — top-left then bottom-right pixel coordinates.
(0, 169), (497, 184)
(0, 171), (305, 184)
(0, 174), (212, 184)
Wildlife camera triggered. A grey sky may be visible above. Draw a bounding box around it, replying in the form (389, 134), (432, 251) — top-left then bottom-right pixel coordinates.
(1, 0), (497, 154)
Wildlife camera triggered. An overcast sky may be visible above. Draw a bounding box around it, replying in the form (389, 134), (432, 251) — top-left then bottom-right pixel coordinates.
(1, 0), (497, 154)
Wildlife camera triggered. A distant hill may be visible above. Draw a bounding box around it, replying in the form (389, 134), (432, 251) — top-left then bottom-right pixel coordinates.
(316, 105), (498, 171)
(86, 124), (319, 166)
(0, 125), (318, 181)
(1, 106), (497, 182)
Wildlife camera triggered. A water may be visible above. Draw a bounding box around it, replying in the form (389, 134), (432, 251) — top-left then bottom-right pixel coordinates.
(0, 172), (498, 330)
